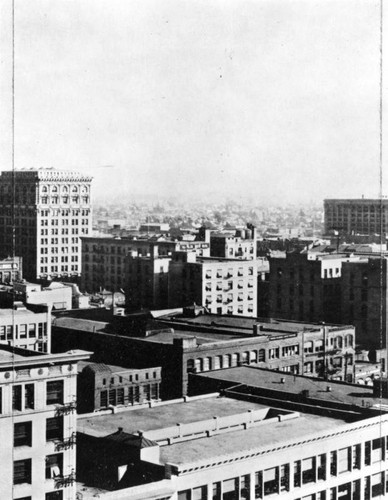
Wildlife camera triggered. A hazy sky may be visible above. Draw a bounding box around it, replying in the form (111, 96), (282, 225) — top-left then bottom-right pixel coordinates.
(0, 0), (385, 204)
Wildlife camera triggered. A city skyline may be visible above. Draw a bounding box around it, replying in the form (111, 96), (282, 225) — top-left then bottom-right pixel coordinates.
(0, 0), (385, 204)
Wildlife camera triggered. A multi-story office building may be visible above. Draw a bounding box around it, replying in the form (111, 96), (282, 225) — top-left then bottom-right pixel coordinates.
(81, 236), (210, 293)
(0, 168), (92, 281)
(52, 309), (356, 399)
(0, 302), (51, 353)
(268, 249), (388, 349)
(0, 344), (90, 500)
(168, 253), (258, 317)
(0, 256), (22, 284)
(324, 198), (388, 236)
(76, 378), (388, 500)
(77, 361), (161, 413)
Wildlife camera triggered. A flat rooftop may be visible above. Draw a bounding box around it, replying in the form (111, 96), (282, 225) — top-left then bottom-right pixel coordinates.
(159, 411), (345, 467)
(196, 366), (383, 408)
(77, 396), (262, 438)
(158, 313), (351, 335)
(0, 308), (37, 318)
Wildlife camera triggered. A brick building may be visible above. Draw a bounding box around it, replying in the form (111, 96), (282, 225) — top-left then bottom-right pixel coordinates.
(268, 249), (388, 348)
(77, 361), (161, 413)
(52, 310), (355, 399)
(81, 236), (210, 294)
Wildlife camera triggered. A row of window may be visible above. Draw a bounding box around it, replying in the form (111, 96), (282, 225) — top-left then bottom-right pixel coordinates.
(40, 265), (79, 274)
(205, 268), (254, 279)
(1, 380), (64, 414)
(40, 209), (89, 217)
(100, 383), (159, 407)
(178, 438), (388, 500)
(40, 195), (89, 205)
(101, 371), (158, 386)
(14, 416), (63, 447)
(40, 185), (88, 194)
(0, 322), (46, 341)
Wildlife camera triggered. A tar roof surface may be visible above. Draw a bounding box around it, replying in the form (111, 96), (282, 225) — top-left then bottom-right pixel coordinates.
(198, 366), (382, 407)
(77, 396), (264, 437)
(159, 412), (347, 467)
(159, 314), (335, 333)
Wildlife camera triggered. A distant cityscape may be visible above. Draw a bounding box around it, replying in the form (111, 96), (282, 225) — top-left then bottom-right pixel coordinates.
(1, 168), (388, 499)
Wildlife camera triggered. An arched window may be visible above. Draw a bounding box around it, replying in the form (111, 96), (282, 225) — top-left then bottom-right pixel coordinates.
(336, 336), (343, 349)
(345, 334), (353, 347)
(250, 350), (258, 363)
(258, 349), (265, 362)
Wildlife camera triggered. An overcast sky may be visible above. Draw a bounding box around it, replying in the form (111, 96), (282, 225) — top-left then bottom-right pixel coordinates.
(0, 0), (385, 204)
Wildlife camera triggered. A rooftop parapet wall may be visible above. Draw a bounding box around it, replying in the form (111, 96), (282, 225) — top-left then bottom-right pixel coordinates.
(142, 407), (297, 445)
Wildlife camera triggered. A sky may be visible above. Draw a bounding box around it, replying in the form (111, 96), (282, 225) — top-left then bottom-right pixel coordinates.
(0, 0), (385, 204)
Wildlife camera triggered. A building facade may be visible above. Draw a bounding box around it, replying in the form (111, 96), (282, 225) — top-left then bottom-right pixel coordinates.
(0, 256), (23, 284)
(0, 168), (92, 281)
(52, 311), (356, 399)
(210, 225), (258, 260)
(168, 253), (258, 317)
(81, 236), (210, 294)
(0, 344), (90, 500)
(0, 302), (52, 353)
(324, 198), (388, 236)
(77, 362), (162, 413)
(76, 382), (388, 500)
(268, 251), (388, 349)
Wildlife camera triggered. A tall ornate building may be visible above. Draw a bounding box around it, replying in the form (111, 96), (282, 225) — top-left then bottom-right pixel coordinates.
(0, 168), (92, 281)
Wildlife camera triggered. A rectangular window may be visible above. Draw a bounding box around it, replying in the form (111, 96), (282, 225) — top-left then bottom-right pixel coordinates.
(46, 380), (64, 405)
(294, 460), (301, 488)
(117, 388), (124, 405)
(100, 390), (108, 407)
(25, 384), (34, 410)
(14, 422), (32, 447)
(108, 389), (116, 405)
(302, 457), (316, 484)
(371, 472), (384, 497)
(264, 467), (279, 495)
(178, 491), (191, 500)
(13, 385), (22, 411)
(19, 324), (27, 338)
(45, 453), (63, 479)
(213, 482), (221, 500)
(352, 444), (361, 469)
(318, 454), (326, 480)
(193, 486), (207, 500)
(223, 478), (238, 500)
(372, 438), (385, 463)
(338, 447), (351, 474)
(280, 464), (290, 492)
(28, 324), (36, 338)
(330, 451), (337, 476)
(13, 459), (31, 485)
(46, 417), (63, 441)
